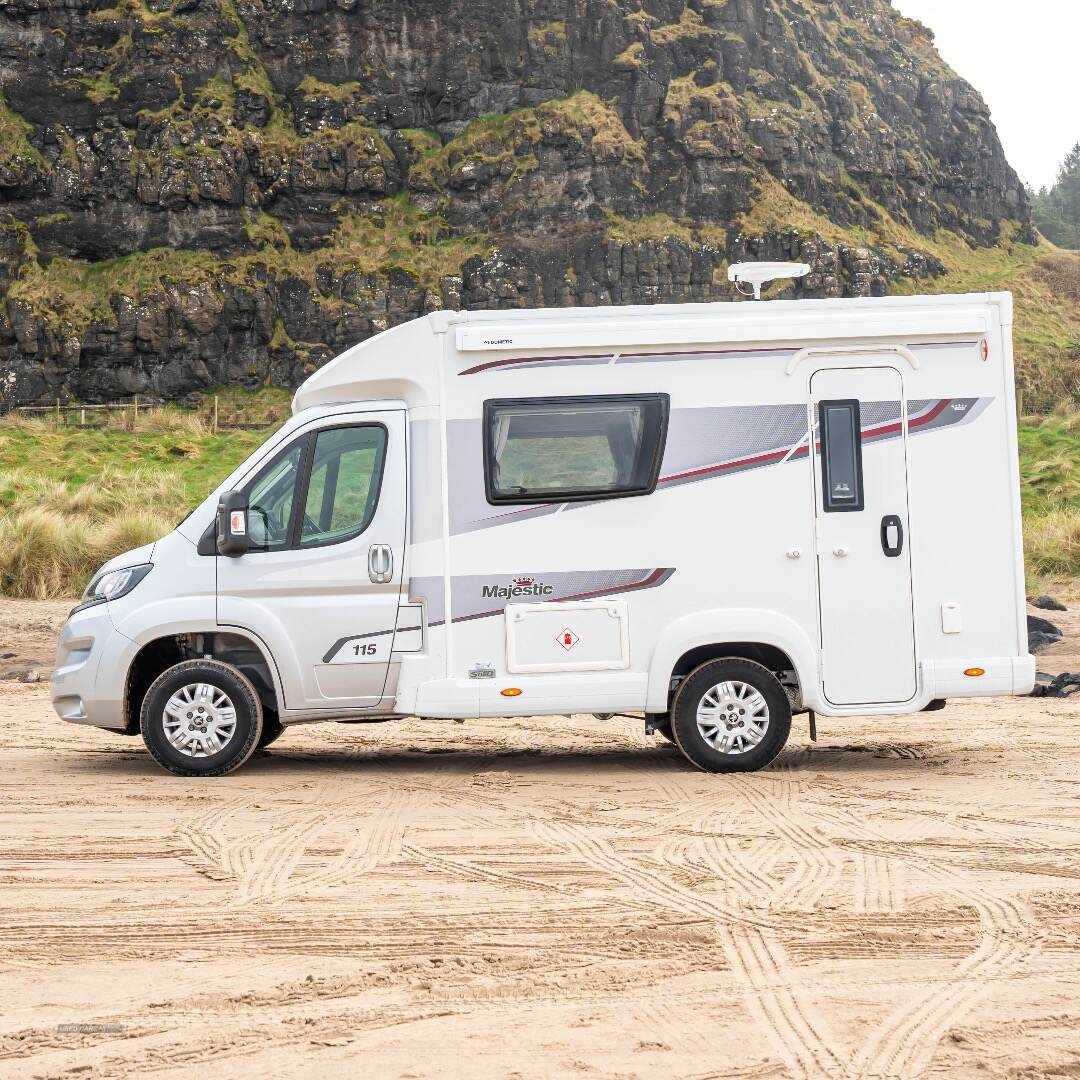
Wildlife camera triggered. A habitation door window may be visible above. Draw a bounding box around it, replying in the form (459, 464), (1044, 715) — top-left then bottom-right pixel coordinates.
(818, 399), (865, 513)
(484, 394), (669, 504)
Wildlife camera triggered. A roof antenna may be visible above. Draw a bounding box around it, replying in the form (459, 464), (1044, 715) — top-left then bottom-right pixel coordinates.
(728, 261), (811, 301)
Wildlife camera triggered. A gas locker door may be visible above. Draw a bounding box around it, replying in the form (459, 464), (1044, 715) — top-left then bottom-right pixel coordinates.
(811, 367), (917, 706)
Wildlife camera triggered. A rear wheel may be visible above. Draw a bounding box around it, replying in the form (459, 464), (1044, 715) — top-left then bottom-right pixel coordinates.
(140, 659), (263, 777)
(671, 659), (791, 773)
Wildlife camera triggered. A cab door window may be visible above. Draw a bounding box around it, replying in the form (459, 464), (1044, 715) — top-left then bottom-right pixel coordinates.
(242, 424), (387, 551)
(299, 426), (387, 547)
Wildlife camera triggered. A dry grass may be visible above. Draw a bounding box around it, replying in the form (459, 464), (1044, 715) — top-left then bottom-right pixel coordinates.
(1032, 254), (1080, 304)
(1025, 508), (1080, 579)
(0, 469), (187, 598)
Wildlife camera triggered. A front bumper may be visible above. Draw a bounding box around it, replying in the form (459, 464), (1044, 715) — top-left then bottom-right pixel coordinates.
(50, 604), (131, 732)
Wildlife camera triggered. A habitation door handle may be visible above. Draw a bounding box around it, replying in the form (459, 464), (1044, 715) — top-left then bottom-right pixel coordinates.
(368, 544), (393, 584)
(880, 515), (904, 558)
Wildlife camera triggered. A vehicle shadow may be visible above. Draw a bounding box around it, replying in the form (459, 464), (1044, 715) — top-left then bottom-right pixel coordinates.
(57, 736), (939, 779)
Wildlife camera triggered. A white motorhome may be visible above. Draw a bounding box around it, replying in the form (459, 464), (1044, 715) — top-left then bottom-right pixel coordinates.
(51, 280), (1035, 776)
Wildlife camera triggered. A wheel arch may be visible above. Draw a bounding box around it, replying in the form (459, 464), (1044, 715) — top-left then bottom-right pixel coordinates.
(646, 610), (818, 714)
(123, 629), (282, 735)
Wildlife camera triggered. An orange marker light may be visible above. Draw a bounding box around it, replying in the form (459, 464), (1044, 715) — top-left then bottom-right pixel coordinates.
(500, 687), (523, 697)
(964, 667), (985, 677)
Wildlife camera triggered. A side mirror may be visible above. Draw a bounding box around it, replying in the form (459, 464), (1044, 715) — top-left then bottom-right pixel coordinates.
(216, 490), (251, 557)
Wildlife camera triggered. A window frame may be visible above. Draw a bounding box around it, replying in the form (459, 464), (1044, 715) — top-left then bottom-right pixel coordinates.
(482, 393), (670, 506)
(241, 422), (388, 552)
(817, 399), (865, 514)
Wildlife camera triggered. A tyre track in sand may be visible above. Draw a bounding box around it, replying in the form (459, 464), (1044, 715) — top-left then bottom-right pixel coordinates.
(808, 804), (1043, 1080)
(725, 775), (849, 912)
(530, 818), (850, 1078)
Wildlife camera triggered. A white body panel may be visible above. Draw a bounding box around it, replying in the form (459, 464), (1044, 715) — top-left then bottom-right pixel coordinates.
(52, 293), (1034, 735)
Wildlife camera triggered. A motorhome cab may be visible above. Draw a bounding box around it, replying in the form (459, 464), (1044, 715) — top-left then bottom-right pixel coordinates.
(51, 274), (1035, 776)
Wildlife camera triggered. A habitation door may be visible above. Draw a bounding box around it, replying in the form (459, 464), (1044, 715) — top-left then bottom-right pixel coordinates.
(810, 367), (917, 706)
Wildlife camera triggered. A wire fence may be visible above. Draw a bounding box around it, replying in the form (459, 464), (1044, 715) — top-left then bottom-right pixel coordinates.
(8, 396), (280, 432)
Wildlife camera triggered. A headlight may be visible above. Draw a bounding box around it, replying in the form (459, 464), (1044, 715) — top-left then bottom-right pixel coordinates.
(72, 563), (153, 615)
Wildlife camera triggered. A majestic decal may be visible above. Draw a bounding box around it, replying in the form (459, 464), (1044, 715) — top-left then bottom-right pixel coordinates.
(410, 567), (675, 627)
(481, 576), (555, 600)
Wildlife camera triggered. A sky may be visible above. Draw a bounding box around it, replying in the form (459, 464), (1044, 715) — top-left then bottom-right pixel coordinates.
(891, 0), (1079, 191)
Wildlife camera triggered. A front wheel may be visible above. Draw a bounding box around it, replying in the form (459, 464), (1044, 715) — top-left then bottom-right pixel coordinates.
(140, 659), (264, 777)
(671, 659), (791, 773)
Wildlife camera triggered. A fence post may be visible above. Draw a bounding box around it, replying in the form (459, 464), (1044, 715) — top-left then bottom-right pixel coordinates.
(133, 395), (139, 422)
(56, 398), (61, 421)
(80, 408), (86, 427)
(213, 394), (219, 435)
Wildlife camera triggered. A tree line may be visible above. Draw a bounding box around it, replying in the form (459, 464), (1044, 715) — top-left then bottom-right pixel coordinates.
(1030, 143), (1080, 250)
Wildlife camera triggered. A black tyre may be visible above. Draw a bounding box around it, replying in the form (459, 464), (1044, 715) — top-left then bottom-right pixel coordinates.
(671, 659), (791, 773)
(257, 718), (285, 750)
(140, 659), (264, 777)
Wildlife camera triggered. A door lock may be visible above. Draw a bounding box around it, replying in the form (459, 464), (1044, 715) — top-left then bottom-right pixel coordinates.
(368, 544), (393, 584)
(833, 547), (849, 558)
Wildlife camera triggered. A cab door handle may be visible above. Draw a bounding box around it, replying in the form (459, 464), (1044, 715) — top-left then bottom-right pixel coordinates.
(881, 515), (904, 558)
(368, 544), (393, 583)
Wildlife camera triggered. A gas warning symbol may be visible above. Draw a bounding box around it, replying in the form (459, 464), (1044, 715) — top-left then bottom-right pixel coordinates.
(557, 628), (580, 652)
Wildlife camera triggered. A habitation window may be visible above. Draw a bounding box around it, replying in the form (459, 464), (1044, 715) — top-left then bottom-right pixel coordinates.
(484, 394), (669, 504)
(818, 400), (864, 513)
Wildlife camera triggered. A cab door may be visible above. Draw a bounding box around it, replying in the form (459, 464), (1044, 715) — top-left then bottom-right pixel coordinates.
(810, 368), (917, 706)
(217, 410), (407, 711)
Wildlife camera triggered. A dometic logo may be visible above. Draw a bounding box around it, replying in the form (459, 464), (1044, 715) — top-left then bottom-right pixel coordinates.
(481, 576), (554, 599)
(483, 338), (513, 346)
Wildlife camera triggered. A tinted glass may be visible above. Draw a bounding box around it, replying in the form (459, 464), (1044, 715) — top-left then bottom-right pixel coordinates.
(247, 442), (303, 549)
(300, 426), (387, 546)
(820, 400), (864, 512)
(485, 395), (668, 503)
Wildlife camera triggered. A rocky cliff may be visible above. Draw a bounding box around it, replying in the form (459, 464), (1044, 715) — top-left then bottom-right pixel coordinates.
(0, 0), (1031, 404)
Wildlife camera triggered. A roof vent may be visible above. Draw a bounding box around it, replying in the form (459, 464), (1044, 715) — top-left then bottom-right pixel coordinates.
(728, 261), (811, 301)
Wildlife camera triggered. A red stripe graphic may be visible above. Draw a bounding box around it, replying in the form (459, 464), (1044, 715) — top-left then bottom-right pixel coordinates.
(657, 399), (955, 486)
(459, 346), (795, 376)
(459, 342), (979, 377)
